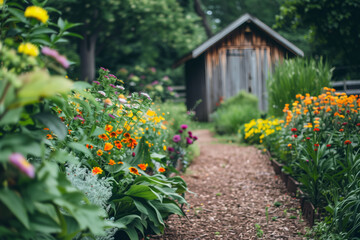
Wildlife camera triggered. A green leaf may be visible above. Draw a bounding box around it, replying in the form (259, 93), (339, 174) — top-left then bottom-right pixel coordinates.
(33, 112), (67, 140)
(30, 213), (62, 234)
(125, 185), (158, 200)
(67, 142), (92, 157)
(0, 107), (23, 125)
(72, 81), (91, 90)
(7, 8), (27, 23)
(0, 189), (30, 229)
(91, 127), (106, 136)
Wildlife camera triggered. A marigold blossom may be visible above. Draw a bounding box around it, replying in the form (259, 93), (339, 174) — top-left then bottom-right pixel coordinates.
(158, 167), (166, 173)
(108, 159), (116, 165)
(138, 163), (148, 171)
(97, 150), (103, 156)
(129, 167), (140, 175)
(104, 143), (113, 151)
(18, 42), (39, 56)
(9, 153), (35, 178)
(92, 167), (103, 175)
(105, 124), (113, 132)
(47, 134), (53, 139)
(24, 6), (49, 23)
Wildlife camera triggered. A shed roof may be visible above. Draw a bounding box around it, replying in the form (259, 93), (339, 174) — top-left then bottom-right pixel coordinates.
(174, 13), (304, 67)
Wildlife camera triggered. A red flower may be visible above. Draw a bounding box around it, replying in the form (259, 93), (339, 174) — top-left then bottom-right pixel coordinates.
(291, 128), (297, 132)
(342, 122), (348, 126)
(326, 144), (331, 148)
(314, 148), (318, 152)
(344, 140), (352, 145)
(339, 129), (344, 132)
(306, 137), (311, 140)
(356, 123), (360, 126)
(294, 134), (298, 138)
(314, 143), (319, 147)
(313, 128), (320, 132)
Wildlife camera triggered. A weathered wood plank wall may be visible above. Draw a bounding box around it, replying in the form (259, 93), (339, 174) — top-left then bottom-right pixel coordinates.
(203, 23), (293, 117)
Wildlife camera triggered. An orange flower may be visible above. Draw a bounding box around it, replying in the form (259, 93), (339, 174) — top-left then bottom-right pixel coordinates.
(104, 143), (113, 151)
(138, 163), (148, 171)
(86, 144), (94, 149)
(97, 150), (103, 156)
(124, 132), (131, 138)
(47, 134), (53, 139)
(92, 167), (103, 175)
(158, 167), (166, 173)
(68, 129), (72, 134)
(43, 128), (49, 130)
(109, 132), (118, 138)
(344, 140), (352, 145)
(127, 138), (138, 149)
(115, 143), (123, 149)
(129, 167), (140, 176)
(114, 140), (121, 145)
(118, 161), (124, 164)
(105, 124), (113, 132)
(116, 129), (123, 134)
(108, 159), (116, 165)
(98, 134), (109, 141)
(339, 129), (344, 132)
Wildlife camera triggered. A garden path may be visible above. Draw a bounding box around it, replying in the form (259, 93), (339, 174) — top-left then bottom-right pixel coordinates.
(152, 129), (308, 239)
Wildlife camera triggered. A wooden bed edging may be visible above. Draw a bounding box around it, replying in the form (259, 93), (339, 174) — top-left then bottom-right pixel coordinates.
(267, 154), (315, 226)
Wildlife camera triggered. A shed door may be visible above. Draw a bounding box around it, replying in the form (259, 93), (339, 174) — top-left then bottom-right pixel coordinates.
(226, 48), (267, 111)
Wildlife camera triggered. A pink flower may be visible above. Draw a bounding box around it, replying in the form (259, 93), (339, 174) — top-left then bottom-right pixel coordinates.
(119, 98), (127, 104)
(100, 67), (109, 72)
(9, 153), (35, 178)
(173, 135), (181, 143)
(108, 114), (116, 119)
(93, 81), (100, 85)
(193, 136), (198, 141)
(98, 91), (106, 96)
(186, 137), (193, 144)
(151, 80), (159, 85)
(167, 86), (173, 92)
(41, 47), (70, 69)
(109, 74), (117, 78)
(140, 92), (151, 100)
(132, 152), (136, 157)
(56, 55), (70, 69)
(150, 67), (156, 73)
(74, 115), (85, 121)
(180, 124), (188, 129)
(168, 147), (174, 152)
(109, 84), (116, 88)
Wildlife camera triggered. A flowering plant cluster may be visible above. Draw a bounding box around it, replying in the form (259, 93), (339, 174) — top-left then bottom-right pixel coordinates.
(0, 1), (191, 240)
(242, 117), (282, 144)
(117, 65), (178, 101)
(245, 87), (360, 238)
(166, 124), (198, 171)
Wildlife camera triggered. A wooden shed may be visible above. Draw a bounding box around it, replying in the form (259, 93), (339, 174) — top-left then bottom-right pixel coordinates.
(175, 13), (304, 121)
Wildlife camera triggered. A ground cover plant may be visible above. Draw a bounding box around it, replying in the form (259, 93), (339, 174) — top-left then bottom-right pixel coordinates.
(243, 87), (360, 238)
(0, 1), (196, 239)
(211, 91), (260, 135)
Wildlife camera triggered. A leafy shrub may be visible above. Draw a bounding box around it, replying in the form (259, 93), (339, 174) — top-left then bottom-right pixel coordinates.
(211, 91), (260, 135)
(267, 57), (332, 116)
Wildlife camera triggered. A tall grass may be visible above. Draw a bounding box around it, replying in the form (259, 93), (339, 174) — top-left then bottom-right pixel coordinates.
(211, 91), (260, 135)
(267, 57), (333, 116)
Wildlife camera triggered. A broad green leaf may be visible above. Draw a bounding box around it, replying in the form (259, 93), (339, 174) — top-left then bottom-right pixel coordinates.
(33, 112), (67, 140)
(0, 189), (30, 229)
(125, 185), (158, 200)
(0, 107), (23, 125)
(30, 213), (62, 234)
(72, 81), (91, 90)
(67, 142), (92, 157)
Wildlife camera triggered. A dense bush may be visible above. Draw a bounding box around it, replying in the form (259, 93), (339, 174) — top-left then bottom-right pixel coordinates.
(267, 57), (332, 116)
(245, 87), (360, 238)
(211, 91), (260, 135)
(0, 2), (194, 240)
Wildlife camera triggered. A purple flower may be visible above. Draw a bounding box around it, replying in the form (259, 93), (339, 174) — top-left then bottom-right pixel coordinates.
(41, 47), (58, 58)
(151, 80), (159, 85)
(108, 114), (116, 119)
(168, 147), (174, 152)
(56, 55), (70, 69)
(193, 136), (198, 141)
(186, 137), (193, 145)
(180, 124), (188, 130)
(109, 84), (116, 88)
(173, 135), (181, 143)
(41, 47), (69, 69)
(188, 131), (193, 137)
(93, 81), (100, 85)
(167, 86), (173, 92)
(179, 130), (183, 133)
(74, 115), (85, 121)
(9, 153), (35, 178)
(98, 91), (106, 96)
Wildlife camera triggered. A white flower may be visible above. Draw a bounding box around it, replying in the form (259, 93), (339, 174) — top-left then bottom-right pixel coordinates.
(118, 98), (127, 104)
(140, 92), (151, 100)
(116, 85), (125, 90)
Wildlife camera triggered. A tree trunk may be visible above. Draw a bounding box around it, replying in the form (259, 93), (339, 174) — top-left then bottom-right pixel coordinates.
(80, 33), (97, 82)
(194, 0), (212, 38)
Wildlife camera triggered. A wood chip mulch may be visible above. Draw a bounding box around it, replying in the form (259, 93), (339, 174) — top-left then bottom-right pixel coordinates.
(151, 129), (309, 240)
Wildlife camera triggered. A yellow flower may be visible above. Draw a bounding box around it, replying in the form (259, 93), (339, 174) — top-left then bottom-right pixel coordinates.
(18, 42), (39, 56)
(24, 6), (49, 23)
(0, 0), (3, 5)
(163, 145), (167, 151)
